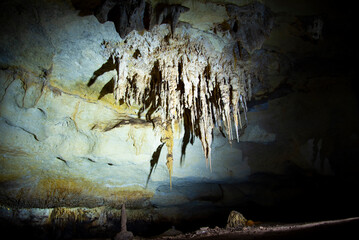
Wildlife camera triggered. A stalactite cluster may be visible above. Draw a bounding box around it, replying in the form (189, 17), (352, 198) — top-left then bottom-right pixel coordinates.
(108, 24), (250, 179)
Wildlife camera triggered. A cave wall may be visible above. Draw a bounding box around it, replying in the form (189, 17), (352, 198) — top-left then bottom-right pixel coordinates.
(1, 0), (358, 238)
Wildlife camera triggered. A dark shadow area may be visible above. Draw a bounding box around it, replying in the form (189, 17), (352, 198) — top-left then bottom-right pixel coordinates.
(180, 108), (193, 165)
(96, 0), (149, 38)
(151, 3), (189, 34)
(137, 60), (162, 128)
(87, 56), (116, 87)
(72, 0), (188, 37)
(94, 117), (151, 132)
(2, 171), (359, 240)
(98, 78), (114, 100)
(146, 143), (165, 188)
(0, 217), (122, 240)
(70, 0), (102, 16)
(143, 1), (152, 30)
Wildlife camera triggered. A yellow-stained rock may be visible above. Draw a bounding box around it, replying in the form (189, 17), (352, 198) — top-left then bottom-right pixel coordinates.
(226, 210), (247, 229)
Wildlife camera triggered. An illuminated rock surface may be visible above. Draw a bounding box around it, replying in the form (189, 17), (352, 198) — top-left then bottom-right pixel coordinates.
(0, 0), (358, 239)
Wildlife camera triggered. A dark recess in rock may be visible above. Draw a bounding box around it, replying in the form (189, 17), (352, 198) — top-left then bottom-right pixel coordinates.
(226, 2), (274, 53)
(93, 0), (188, 38)
(113, 0), (146, 38)
(71, 0), (103, 16)
(150, 4), (189, 34)
(93, 0), (147, 38)
(94, 0), (118, 23)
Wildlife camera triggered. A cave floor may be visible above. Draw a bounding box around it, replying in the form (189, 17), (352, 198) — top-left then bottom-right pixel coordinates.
(140, 217), (359, 240)
(71, 217), (359, 240)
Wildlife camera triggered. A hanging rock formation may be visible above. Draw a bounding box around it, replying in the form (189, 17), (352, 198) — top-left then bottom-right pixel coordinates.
(94, 0), (119, 23)
(92, 1), (276, 184)
(150, 3), (189, 33)
(92, 1), (275, 184)
(108, 24), (251, 175)
(95, 0), (148, 38)
(94, 0), (189, 38)
(91, 1), (275, 183)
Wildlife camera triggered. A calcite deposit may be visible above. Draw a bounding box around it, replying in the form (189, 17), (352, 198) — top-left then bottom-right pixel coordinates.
(98, 0), (274, 179)
(110, 24), (251, 173)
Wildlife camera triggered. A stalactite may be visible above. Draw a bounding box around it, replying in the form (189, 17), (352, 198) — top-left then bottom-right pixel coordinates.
(110, 24), (250, 185)
(160, 121), (174, 189)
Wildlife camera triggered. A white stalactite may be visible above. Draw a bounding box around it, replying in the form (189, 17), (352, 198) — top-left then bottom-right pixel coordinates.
(111, 25), (251, 170)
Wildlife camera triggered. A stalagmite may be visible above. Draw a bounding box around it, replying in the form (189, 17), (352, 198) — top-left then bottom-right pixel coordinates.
(114, 203), (134, 240)
(109, 24), (251, 185)
(121, 203), (127, 232)
(161, 121), (174, 189)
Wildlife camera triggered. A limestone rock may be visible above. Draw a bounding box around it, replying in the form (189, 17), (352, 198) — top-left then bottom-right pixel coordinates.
(94, 0), (119, 23)
(226, 2), (274, 53)
(160, 226), (183, 237)
(150, 4), (189, 33)
(114, 231), (134, 240)
(110, 24), (250, 172)
(114, 203), (134, 240)
(239, 124), (276, 143)
(96, 0), (146, 38)
(94, 0), (189, 38)
(226, 210), (247, 229)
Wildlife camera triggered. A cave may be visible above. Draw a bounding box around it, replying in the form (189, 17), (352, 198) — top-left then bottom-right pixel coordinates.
(0, 0), (358, 239)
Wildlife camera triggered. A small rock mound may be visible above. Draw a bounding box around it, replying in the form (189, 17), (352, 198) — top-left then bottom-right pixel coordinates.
(160, 226), (183, 237)
(114, 231), (134, 240)
(226, 210), (247, 229)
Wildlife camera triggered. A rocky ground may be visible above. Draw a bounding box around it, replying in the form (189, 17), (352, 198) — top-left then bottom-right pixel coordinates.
(71, 217), (359, 240)
(138, 217), (359, 240)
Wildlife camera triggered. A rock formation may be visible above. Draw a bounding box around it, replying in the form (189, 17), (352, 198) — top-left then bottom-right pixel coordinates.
(114, 203), (134, 240)
(226, 2), (274, 53)
(95, 0), (147, 38)
(150, 3), (189, 33)
(226, 210), (247, 229)
(108, 24), (251, 178)
(93, 1), (274, 183)
(94, 0), (189, 38)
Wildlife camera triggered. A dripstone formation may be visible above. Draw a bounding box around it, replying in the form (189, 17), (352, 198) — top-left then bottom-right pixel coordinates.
(94, 1), (273, 183)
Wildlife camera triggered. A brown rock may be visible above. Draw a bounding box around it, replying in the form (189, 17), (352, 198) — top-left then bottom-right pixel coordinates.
(114, 203), (134, 240)
(114, 231), (134, 240)
(226, 211), (247, 229)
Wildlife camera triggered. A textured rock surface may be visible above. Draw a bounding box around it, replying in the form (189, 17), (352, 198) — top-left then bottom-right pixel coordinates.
(226, 2), (274, 53)
(95, 0), (147, 38)
(110, 23), (250, 173)
(1, 0), (359, 239)
(226, 210), (247, 229)
(114, 203), (134, 240)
